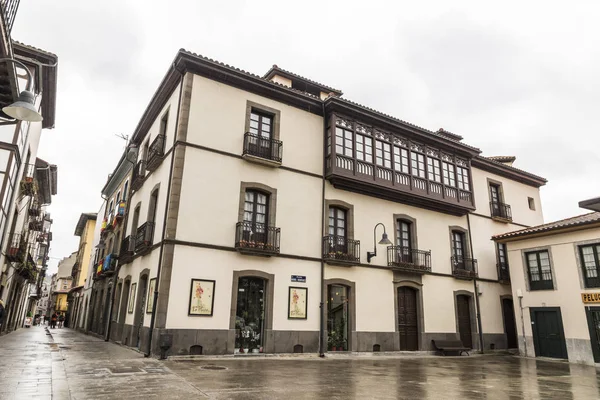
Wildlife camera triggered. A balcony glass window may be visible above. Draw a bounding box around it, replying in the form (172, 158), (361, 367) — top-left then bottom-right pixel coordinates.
(249, 111), (272, 140)
(328, 207), (346, 239)
(497, 242), (507, 265)
(579, 244), (600, 288)
(442, 162), (456, 187)
(356, 134), (373, 163)
(375, 140), (391, 168)
(526, 250), (553, 290)
(335, 127), (353, 157)
(393, 146), (409, 173)
(457, 167), (470, 191)
(427, 157), (441, 183)
(244, 190), (269, 243)
(410, 152), (426, 178)
(452, 231), (465, 260)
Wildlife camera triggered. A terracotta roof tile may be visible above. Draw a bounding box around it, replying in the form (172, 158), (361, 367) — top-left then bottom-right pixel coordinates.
(476, 155), (547, 184)
(263, 64), (343, 95)
(488, 155), (516, 163)
(493, 212), (600, 240)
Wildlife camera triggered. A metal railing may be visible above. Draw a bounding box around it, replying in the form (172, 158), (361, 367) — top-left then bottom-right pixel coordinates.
(119, 235), (134, 263)
(135, 221), (155, 252)
(242, 132), (283, 163)
(451, 256), (478, 279)
(131, 160), (146, 191)
(6, 232), (25, 262)
(387, 247), (431, 273)
(234, 221), (280, 254)
(0, 0), (19, 34)
(497, 262), (510, 283)
(146, 134), (165, 172)
(490, 201), (512, 221)
(323, 235), (360, 264)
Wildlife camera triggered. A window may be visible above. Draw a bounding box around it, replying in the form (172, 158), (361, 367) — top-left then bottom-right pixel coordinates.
(131, 204), (141, 235)
(526, 250), (553, 290)
(148, 188), (159, 224)
(396, 219), (413, 263)
(456, 167), (470, 191)
(375, 140), (391, 168)
(489, 184), (501, 204)
(427, 157), (441, 183)
(122, 181), (129, 201)
(451, 231), (465, 260)
(410, 152), (426, 178)
(335, 127), (353, 157)
(528, 197), (536, 210)
(160, 111), (169, 136)
(356, 134), (373, 163)
(243, 190), (269, 243)
(442, 162), (456, 187)
(249, 110), (273, 140)
(328, 207), (346, 239)
(579, 244), (600, 288)
(393, 146), (409, 173)
(497, 243), (508, 266)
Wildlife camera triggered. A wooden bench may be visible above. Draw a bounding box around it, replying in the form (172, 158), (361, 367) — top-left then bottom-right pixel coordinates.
(431, 339), (470, 356)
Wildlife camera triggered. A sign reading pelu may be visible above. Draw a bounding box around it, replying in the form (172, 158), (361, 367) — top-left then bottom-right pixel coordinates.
(581, 293), (600, 303)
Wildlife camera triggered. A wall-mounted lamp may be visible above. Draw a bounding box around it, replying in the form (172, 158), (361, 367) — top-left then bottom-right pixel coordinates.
(0, 58), (43, 122)
(367, 222), (392, 263)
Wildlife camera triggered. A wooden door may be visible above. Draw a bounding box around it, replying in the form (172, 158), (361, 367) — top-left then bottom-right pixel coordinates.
(502, 298), (518, 349)
(586, 307), (600, 363)
(532, 309), (567, 359)
(397, 287), (418, 351)
(457, 295), (473, 348)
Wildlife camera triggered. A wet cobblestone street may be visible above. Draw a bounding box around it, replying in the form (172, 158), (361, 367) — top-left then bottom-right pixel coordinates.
(1, 326), (599, 399)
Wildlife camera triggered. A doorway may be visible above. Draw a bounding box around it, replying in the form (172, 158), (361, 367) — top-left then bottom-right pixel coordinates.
(502, 298), (518, 349)
(235, 277), (266, 352)
(397, 287), (418, 351)
(135, 276), (148, 349)
(531, 307), (568, 359)
(585, 306), (600, 363)
(456, 295), (473, 348)
(327, 284), (349, 351)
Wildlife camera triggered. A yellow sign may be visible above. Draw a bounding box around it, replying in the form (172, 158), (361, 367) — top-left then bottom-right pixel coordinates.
(581, 293), (600, 303)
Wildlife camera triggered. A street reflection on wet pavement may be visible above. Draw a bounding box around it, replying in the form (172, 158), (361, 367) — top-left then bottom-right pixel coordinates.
(1, 326), (599, 399)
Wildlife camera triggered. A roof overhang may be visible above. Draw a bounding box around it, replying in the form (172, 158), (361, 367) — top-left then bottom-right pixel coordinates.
(35, 157), (57, 204)
(580, 197), (600, 212)
(12, 42), (58, 129)
(74, 213), (97, 236)
(101, 150), (134, 196)
(472, 156), (547, 188)
(263, 65), (344, 96)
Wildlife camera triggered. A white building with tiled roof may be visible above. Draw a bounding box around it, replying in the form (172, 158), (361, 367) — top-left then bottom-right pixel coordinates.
(493, 201), (600, 365)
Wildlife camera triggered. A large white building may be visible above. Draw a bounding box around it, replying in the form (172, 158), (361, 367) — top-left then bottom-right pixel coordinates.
(88, 50), (547, 356)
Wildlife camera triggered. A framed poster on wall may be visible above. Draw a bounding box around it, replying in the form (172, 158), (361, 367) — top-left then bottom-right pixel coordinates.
(288, 286), (307, 319)
(146, 278), (156, 313)
(188, 279), (216, 316)
(128, 282), (137, 313)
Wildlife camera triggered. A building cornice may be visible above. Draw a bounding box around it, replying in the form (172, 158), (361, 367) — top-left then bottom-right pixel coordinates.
(472, 156), (547, 188)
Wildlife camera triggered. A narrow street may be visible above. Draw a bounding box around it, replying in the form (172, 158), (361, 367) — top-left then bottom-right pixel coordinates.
(1, 326), (600, 399)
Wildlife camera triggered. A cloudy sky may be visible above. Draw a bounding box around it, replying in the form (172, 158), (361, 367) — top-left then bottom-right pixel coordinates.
(12, 1), (600, 273)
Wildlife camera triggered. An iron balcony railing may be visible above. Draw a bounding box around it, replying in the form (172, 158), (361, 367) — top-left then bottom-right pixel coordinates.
(119, 235), (134, 264)
(497, 262), (510, 283)
(242, 132), (283, 163)
(146, 134), (166, 172)
(0, 0), (20, 34)
(135, 221), (155, 253)
(387, 246), (431, 273)
(235, 221), (280, 255)
(131, 160), (146, 191)
(490, 201), (512, 221)
(451, 256), (478, 279)
(323, 235), (360, 264)
(6, 232), (25, 262)
(20, 163), (37, 196)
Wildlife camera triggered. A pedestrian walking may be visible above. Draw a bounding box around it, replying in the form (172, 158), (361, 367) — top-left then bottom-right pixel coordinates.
(50, 312), (57, 329)
(58, 313), (64, 328)
(0, 299), (5, 331)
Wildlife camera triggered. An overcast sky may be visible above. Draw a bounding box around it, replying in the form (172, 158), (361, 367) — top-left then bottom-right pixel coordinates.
(12, 1), (600, 273)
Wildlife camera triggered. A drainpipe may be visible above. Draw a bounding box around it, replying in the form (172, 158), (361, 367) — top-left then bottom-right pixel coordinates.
(518, 295), (527, 357)
(319, 101), (327, 357)
(466, 213), (484, 353)
(146, 65), (184, 358)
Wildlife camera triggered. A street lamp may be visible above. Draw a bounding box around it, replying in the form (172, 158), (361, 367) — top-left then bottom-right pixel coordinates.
(367, 222), (393, 263)
(0, 58), (43, 122)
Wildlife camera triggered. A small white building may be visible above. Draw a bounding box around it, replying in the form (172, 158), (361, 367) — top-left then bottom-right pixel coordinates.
(493, 199), (600, 365)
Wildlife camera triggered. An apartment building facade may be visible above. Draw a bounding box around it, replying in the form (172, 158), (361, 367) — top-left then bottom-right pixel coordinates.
(89, 50), (547, 356)
(68, 213), (96, 328)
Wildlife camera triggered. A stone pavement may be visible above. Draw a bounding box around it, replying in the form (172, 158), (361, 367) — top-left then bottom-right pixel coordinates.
(1, 326), (600, 399)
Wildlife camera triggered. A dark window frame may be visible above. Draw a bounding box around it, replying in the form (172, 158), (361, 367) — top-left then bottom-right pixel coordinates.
(528, 197), (536, 210)
(579, 244), (600, 288)
(526, 250), (554, 291)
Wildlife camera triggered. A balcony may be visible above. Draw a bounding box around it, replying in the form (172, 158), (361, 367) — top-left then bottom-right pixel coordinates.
(234, 221), (280, 256)
(451, 256), (478, 279)
(20, 164), (37, 196)
(242, 133), (283, 167)
(387, 247), (431, 273)
(135, 221), (155, 254)
(28, 201), (40, 217)
(102, 253), (118, 276)
(6, 233), (26, 262)
(119, 235), (134, 264)
(146, 134), (165, 172)
(323, 235), (360, 265)
(490, 201), (512, 222)
(497, 262), (510, 284)
(131, 160), (146, 191)
(16, 260), (37, 282)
